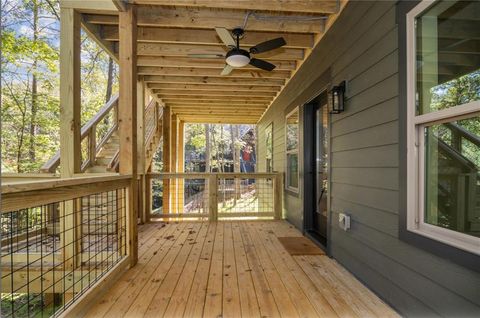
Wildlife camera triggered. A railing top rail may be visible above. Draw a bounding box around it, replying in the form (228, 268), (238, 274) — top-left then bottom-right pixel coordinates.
(2, 174), (131, 195)
(147, 172), (281, 179)
(40, 94), (120, 173)
(2, 174), (132, 213)
(81, 94), (119, 138)
(445, 122), (480, 148)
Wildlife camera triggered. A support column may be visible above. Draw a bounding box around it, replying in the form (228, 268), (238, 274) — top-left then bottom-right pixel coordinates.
(60, 7), (81, 177)
(136, 79), (146, 223)
(162, 106), (171, 214)
(177, 120), (185, 212)
(170, 114), (178, 213)
(119, 4), (138, 266)
(59, 8), (81, 277)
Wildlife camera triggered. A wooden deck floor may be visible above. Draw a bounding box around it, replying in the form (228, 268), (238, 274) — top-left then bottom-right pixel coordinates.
(85, 221), (399, 318)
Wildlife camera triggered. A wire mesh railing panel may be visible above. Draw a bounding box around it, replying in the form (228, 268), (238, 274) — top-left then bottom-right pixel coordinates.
(217, 177), (275, 219)
(147, 173), (281, 221)
(150, 177), (210, 219)
(1, 184), (128, 318)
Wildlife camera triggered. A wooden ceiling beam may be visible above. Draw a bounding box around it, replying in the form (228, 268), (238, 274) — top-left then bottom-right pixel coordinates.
(170, 105), (266, 110)
(130, 1), (338, 14)
(177, 115), (258, 124)
(138, 66), (290, 79)
(152, 89), (277, 97)
(137, 56), (296, 70)
(144, 75), (285, 86)
(164, 99), (269, 106)
(159, 94), (271, 101)
(60, 0), (117, 12)
(136, 43), (304, 60)
(161, 98), (270, 104)
(102, 26), (314, 48)
(147, 83), (281, 92)
(84, 6), (326, 33)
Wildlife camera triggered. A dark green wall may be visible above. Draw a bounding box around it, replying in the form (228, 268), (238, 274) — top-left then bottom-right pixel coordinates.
(257, 1), (480, 316)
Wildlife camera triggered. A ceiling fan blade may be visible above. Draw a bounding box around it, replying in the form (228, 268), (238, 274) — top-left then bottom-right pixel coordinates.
(221, 64), (234, 76)
(249, 58), (276, 71)
(249, 37), (286, 54)
(215, 27), (236, 48)
(188, 53), (225, 59)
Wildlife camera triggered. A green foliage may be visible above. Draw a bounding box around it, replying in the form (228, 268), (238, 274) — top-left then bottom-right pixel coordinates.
(1, 0), (118, 172)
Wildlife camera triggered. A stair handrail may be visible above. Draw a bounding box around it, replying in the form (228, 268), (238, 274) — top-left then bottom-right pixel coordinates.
(445, 122), (480, 149)
(144, 100), (158, 146)
(41, 94), (119, 173)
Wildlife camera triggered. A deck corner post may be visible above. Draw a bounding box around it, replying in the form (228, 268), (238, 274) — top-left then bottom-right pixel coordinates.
(274, 173), (283, 220)
(209, 174), (218, 221)
(119, 3), (139, 267)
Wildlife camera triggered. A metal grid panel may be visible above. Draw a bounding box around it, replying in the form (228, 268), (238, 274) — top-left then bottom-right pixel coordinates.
(1, 189), (127, 317)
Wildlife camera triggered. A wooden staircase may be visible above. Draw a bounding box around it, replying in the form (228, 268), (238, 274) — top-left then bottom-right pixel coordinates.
(85, 132), (120, 173)
(41, 96), (163, 174)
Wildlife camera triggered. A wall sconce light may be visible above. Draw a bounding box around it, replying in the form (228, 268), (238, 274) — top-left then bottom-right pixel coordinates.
(330, 81), (346, 114)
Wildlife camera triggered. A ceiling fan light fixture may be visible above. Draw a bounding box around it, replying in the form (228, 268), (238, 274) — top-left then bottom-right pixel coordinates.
(226, 49), (250, 67)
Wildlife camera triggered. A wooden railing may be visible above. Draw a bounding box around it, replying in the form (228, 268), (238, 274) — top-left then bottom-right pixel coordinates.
(144, 101), (163, 168)
(1, 175), (133, 317)
(41, 95), (119, 173)
(146, 172), (283, 221)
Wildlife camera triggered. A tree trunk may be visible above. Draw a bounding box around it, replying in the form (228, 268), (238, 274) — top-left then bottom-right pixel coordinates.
(105, 57), (114, 103)
(29, 0), (39, 162)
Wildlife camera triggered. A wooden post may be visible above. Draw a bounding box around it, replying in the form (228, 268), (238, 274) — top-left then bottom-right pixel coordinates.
(274, 173), (283, 220)
(208, 175), (218, 221)
(137, 79), (146, 223)
(177, 120), (185, 212)
(119, 4), (138, 266)
(59, 7), (81, 274)
(170, 114), (178, 213)
(60, 7), (81, 177)
(88, 127), (96, 166)
(162, 106), (171, 214)
(145, 170), (152, 222)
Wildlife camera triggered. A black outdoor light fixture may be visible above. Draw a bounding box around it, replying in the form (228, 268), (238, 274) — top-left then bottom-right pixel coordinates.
(330, 81), (346, 114)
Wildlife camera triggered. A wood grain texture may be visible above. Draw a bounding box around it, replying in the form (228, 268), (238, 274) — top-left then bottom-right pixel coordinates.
(85, 221), (398, 318)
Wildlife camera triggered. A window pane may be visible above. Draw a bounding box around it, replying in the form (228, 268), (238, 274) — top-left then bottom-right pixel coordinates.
(287, 153), (299, 189)
(416, 0), (480, 115)
(424, 116), (480, 238)
(286, 109), (299, 151)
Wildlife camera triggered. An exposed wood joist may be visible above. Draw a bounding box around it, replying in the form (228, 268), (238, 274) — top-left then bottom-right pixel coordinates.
(152, 89), (277, 97)
(176, 115), (258, 124)
(137, 56), (296, 70)
(77, 1), (342, 124)
(130, 0), (338, 14)
(164, 100), (268, 106)
(170, 105), (267, 110)
(144, 75), (284, 86)
(102, 26), (314, 48)
(158, 95), (271, 101)
(84, 6), (326, 33)
(81, 17), (119, 62)
(135, 43), (304, 60)
(147, 83), (281, 92)
(161, 100), (269, 106)
(137, 66), (291, 79)
(60, 0), (117, 12)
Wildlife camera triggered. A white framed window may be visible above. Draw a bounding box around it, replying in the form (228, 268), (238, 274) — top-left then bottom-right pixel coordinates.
(406, 0), (480, 255)
(285, 108), (299, 192)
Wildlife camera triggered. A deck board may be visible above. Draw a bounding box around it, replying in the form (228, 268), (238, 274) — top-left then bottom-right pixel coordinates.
(86, 221), (400, 318)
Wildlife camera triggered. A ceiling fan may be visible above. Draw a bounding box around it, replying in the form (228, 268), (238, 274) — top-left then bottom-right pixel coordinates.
(188, 27), (286, 76)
